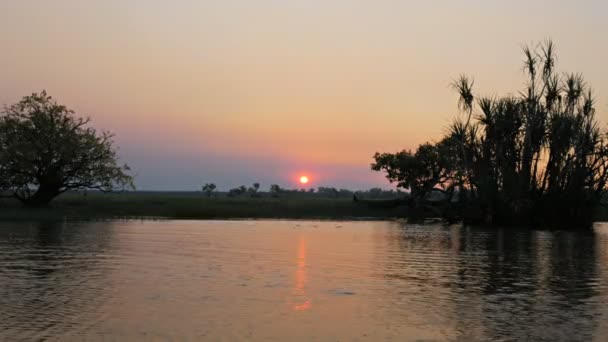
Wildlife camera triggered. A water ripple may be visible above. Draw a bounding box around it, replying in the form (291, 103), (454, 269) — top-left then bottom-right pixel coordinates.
(1, 220), (607, 341)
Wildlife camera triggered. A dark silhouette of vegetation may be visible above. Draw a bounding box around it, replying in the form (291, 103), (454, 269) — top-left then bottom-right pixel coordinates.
(227, 185), (247, 197)
(202, 183), (216, 197)
(318, 187), (355, 197)
(227, 183), (263, 197)
(317, 187), (339, 197)
(373, 41), (608, 227)
(207, 184), (403, 201)
(248, 182), (261, 197)
(269, 184), (282, 197)
(0, 191), (409, 221)
(0, 91), (133, 206)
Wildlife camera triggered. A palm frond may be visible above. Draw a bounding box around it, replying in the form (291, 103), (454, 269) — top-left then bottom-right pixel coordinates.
(451, 75), (475, 114)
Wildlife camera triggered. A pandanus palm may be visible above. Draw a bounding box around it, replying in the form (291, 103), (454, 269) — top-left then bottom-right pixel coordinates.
(373, 40), (608, 227)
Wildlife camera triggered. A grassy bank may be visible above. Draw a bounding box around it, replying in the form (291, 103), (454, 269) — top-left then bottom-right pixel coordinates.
(0, 192), (409, 221)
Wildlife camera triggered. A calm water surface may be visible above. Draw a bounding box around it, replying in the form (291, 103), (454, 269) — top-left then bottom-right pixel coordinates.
(1, 220), (608, 341)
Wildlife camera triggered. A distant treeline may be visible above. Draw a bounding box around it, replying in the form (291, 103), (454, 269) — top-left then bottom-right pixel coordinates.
(201, 182), (406, 199)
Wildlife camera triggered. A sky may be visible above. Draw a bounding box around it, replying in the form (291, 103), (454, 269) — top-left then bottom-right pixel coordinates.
(1, 1), (607, 191)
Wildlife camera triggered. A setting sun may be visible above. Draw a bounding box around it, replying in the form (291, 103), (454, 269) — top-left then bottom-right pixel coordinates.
(299, 176), (309, 184)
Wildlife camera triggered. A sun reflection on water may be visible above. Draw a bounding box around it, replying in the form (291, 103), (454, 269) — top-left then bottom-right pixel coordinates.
(293, 237), (311, 311)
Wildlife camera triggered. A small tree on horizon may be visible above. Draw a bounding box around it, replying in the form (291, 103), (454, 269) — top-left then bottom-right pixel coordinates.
(248, 182), (260, 197)
(202, 183), (216, 197)
(269, 184), (282, 197)
(0, 91), (133, 206)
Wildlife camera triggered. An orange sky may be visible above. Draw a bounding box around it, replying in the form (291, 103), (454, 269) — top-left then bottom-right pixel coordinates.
(1, 1), (607, 190)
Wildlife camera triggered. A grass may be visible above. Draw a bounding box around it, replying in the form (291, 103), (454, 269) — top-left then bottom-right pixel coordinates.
(0, 192), (409, 221)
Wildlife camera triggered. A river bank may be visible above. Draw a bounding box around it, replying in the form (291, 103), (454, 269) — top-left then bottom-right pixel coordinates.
(0, 192), (409, 221)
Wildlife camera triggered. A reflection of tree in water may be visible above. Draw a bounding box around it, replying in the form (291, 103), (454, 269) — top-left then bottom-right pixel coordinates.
(0, 221), (115, 339)
(377, 223), (602, 341)
(479, 229), (599, 341)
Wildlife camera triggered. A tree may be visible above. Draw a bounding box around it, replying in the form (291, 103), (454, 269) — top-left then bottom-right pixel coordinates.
(0, 91), (133, 206)
(202, 183), (216, 197)
(372, 139), (457, 204)
(317, 187), (339, 197)
(373, 41), (608, 227)
(228, 185), (247, 197)
(248, 182), (260, 197)
(367, 188), (383, 198)
(269, 184), (282, 197)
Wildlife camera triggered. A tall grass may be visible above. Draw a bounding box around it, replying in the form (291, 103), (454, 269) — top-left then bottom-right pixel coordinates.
(0, 192), (408, 221)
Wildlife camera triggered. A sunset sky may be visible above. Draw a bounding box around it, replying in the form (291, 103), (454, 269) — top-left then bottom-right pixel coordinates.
(1, 1), (607, 190)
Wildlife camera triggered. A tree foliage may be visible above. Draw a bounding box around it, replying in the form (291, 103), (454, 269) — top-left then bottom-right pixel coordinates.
(227, 185), (248, 197)
(373, 41), (608, 227)
(0, 91), (133, 206)
(267, 184), (279, 197)
(202, 183), (217, 197)
(249, 182), (260, 195)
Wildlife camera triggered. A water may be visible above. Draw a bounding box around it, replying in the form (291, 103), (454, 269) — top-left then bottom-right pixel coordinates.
(1, 220), (608, 341)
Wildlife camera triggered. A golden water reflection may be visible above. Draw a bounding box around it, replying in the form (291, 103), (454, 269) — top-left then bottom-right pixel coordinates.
(293, 237), (311, 311)
(2, 220), (608, 340)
